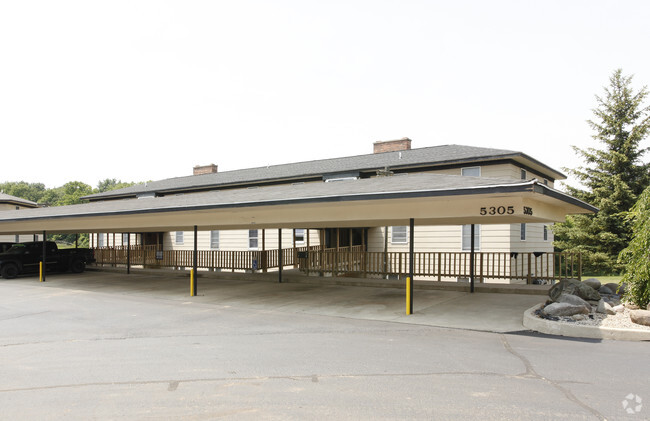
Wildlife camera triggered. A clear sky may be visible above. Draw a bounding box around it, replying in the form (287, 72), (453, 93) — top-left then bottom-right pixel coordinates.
(1, 0), (649, 189)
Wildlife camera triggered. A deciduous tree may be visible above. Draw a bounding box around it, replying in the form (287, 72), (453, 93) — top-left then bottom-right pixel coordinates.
(618, 186), (650, 307)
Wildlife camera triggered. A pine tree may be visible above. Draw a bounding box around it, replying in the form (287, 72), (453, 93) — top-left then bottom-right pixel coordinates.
(554, 69), (650, 274)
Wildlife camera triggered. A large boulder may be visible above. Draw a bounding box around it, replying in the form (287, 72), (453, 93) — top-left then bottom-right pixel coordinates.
(629, 310), (650, 327)
(604, 282), (625, 295)
(583, 278), (601, 291)
(543, 302), (590, 317)
(596, 299), (616, 315)
(599, 285), (614, 295)
(549, 279), (602, 302)
(556, 293), (591, 312)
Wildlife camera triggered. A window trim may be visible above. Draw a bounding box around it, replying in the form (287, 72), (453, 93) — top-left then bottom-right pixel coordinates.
(294, 228), (306, 245)
(210, 230), (220, 250)
(391, 226), (408, 244)
(543, 225), (548, 242)
(461, 166), (481, 177)
(520, 169), (527, 180)
(461, 224), (481, 251)
(248, 229), (259, 250)
(520, 223), (527, 241)
(175, 231), (184, 245)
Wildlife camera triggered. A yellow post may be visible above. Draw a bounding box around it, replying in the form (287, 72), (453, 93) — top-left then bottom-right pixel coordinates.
(406, 276), (412, 315)
(190, 269), (195, 297)
(39, 262), (44, 282)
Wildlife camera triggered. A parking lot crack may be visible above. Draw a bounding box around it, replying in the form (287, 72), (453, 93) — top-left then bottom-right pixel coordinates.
(500, 334), (606, 421)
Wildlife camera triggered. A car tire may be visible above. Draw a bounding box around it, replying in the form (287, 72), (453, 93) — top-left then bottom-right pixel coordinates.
(70, 259), (86, 273)
(1, 264), (19, 279)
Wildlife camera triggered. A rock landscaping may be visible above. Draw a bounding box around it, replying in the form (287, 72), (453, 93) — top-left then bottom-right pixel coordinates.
(536, 278), (650, 331)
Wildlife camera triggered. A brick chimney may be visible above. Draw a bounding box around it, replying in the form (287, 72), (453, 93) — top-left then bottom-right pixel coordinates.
(193, 164), (218, 175)
(373, 138), (412, 154)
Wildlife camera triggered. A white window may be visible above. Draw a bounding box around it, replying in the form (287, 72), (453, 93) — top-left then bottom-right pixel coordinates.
(461, 166), (481, 177)
(520, 223), (527, 241)
(122, 233), (129, 245)
(210, 230), (220, 249)
(391, 226), (408, 244)
(543, 225), (548, 241)
(521, 169), (527, 180)
(175, 231), (184, 245)
(295, 229), (306, 244)
(462, 225), (480, 251)
(98, 233), (104, 247)
(249, 229), (259, 249)
(324, 177), (358, 182)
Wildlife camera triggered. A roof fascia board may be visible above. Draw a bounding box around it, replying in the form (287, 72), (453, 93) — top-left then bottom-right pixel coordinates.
(2, 181), (595, 225)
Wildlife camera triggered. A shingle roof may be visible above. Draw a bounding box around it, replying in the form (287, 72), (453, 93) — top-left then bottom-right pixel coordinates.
(0, 173), (594, 228)
(83, 144), (566, 201)
(0, 192), (39, 207)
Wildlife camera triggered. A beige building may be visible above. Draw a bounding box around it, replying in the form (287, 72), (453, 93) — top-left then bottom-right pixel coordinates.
(83, 139), (567, 282)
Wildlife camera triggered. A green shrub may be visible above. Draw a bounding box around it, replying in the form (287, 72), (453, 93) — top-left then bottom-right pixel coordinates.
(618, 186), (650, 308)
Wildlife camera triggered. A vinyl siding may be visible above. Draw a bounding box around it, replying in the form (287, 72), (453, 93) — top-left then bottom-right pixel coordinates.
(162, 228), (320, 251)
(510, 223), (554, 252)
(411, 163), (554, 187)
(0, 234), (42, 243)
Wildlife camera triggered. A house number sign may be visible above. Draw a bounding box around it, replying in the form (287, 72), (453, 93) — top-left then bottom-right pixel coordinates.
(479, 206), (534, 216)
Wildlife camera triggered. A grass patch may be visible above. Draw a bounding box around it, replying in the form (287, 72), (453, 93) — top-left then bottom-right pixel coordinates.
(586, 275), (623, 283)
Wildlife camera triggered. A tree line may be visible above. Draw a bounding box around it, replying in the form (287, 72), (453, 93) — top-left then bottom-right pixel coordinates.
(0, 179), (138, 247)
(0, 179), (137, 207)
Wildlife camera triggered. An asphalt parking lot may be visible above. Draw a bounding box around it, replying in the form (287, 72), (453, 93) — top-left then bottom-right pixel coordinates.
(1, 270), (648, 420)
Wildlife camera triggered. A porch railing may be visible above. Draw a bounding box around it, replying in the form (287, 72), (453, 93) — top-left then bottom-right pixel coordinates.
(300, 250), (580, 283)
(92, 245), (321, 272)
(92, 246), (580, 284)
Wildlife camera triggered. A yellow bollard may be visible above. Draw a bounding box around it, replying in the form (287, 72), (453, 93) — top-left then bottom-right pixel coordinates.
(190, 269), (195, 297)
(39, 262), (44, 282)
(406, 276), (411, 315)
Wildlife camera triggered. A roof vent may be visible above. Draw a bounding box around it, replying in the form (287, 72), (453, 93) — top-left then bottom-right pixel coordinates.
(193, 164), (219, 176)
(373, 138), (412, 154)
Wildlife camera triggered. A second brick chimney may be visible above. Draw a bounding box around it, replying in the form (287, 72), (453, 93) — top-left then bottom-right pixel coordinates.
(373, 138), (412, 154)
(193, 164), (218, 176)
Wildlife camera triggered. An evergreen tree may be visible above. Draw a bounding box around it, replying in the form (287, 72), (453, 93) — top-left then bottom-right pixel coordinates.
(554, 69), (650, 274)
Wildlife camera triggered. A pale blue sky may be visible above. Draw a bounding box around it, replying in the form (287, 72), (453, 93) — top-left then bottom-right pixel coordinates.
(1, 0), (649, 189)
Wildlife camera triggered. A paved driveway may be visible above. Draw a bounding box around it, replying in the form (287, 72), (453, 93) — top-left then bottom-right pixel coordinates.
(19, 269), (544, 333)
(0, 272), (647, 420)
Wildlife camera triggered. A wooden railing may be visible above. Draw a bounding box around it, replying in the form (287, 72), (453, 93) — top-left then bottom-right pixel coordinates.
(298, 250), (580, 283)
(92, 246), (580, 283)
(93, 245), (321, 272)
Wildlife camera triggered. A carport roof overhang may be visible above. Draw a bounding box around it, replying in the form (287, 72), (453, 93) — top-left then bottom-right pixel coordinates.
(0, 173), (597, 234)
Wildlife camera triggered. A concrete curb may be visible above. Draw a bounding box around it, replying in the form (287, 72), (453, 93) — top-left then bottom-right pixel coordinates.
(523, 304), (650, 341)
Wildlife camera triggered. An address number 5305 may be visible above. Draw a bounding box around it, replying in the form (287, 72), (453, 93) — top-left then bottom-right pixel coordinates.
(480, 206), (514, 216)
